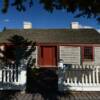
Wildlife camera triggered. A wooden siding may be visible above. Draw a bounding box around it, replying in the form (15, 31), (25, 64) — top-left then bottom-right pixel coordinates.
(31, 46), (38, 67)
(82, 61), (94, 65)
(94, 47), (100, 65)
(60, 46), (80, 64)
(33, 45), (100, 67)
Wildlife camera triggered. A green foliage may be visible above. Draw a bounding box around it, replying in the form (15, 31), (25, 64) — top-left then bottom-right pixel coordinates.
(2, 0), (33, 13)
(2, 0), (9, 13)
(0, 35), (36, 68)
(1, 0), (100, 22)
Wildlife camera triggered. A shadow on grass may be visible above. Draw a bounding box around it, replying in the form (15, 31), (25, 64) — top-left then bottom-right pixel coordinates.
(26, 68), (71, 100)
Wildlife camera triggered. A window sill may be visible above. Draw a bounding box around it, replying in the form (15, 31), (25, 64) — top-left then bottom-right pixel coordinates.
(83, 59), (93, 62)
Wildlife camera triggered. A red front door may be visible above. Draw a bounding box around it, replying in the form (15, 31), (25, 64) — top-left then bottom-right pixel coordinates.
(39, 46), (57, 67)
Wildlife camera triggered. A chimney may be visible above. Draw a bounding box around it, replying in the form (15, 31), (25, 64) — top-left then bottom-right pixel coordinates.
(71, 22), (79, 29)
(23, 21), (32, 29)
(0, 45), (5, 51)
(0, 45), (5, 58)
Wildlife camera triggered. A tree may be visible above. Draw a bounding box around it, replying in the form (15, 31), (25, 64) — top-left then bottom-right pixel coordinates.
(2, 0), (100, 22)
(3, 26), (7, 31)
(0, 35), (36, 69)
(0, 35), (36, 92)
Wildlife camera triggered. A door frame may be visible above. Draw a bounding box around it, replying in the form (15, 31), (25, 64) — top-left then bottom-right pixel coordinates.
(38, 45), (58, 67)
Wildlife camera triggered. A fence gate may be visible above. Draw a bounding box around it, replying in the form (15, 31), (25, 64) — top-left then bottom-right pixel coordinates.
(58, 65), (100, 91)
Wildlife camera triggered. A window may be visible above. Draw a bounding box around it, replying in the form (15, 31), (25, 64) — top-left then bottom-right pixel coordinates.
(83, 47), (93, 61)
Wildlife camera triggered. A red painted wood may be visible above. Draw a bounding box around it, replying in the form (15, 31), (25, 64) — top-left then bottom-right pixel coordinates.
(82, 46), (94, 63)
(39, 46), (57, 67)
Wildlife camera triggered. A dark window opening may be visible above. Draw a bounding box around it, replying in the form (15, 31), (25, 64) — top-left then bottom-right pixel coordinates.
(5, 45), (15, 61)
(83, 47), (93, 61)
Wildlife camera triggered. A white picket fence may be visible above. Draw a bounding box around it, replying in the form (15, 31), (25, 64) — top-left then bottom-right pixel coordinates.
(58, 64), (100, 91)
(0, 65), (26, 90)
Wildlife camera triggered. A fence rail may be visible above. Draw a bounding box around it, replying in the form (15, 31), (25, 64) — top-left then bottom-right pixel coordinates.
(0, 64), (26, 90)
(0, 68), (20, 84)
(58, 64), (100, 91)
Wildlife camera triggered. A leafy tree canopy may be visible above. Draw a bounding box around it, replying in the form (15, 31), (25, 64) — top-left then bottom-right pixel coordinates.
(2, 0), (100, 22)
(0, 35), (36, 68)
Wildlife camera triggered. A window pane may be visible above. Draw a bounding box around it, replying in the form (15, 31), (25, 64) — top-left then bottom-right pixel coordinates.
(84, 47), (93, 60)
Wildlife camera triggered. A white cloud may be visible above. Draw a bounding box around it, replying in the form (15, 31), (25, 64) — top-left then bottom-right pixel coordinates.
(79, 25), (100, 33)
(97, 29), (100, 33)
(3, 19), (10, 22)
(79, 24), (93, 29)
(78, 24), (100, 33)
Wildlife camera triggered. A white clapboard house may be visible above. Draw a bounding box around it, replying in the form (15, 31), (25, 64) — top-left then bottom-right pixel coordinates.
(0, 22), (100, 91)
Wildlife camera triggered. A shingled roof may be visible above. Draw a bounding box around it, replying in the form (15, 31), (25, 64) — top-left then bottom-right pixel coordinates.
(0, 29), (100, 44)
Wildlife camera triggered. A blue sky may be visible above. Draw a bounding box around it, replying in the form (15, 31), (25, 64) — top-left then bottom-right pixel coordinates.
(0, 0), (100, 32)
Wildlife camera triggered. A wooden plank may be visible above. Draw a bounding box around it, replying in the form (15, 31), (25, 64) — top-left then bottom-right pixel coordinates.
(76, 92), (82, 100)
(32, 93), (43, 100)
(1, 91), (100, 100)
(72, 93), (80, 100)
(78, 92), (86, 100)
(86, 92), (93, 100)
(69, 94), (75, 100)
(80, 92), (89, 100)
(60, 46), (80, 64)
(88, 92), (97, 100)
(92, 92), (100, 100)
(17, 94), (26, 100)
(94, 47), (100, 65)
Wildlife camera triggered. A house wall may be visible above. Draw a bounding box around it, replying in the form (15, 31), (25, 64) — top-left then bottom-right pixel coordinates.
(94, 47), (100, 65)
(59, 46), (100, 65)
(82, 61), (94, 65)
(30, 45), (100, 67)
(31, 46), (38, 67)
(82, 46), (100, 65)
(59, 46), (80, 64)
